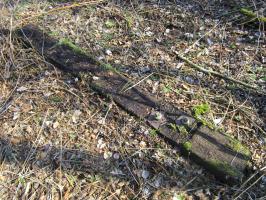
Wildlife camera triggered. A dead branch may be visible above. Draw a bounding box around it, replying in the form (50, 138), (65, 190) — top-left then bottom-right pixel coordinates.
(174, 52), (263, 92)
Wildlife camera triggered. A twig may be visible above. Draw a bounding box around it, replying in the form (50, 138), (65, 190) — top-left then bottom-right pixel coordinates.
(233, 173), (264, 200)
(174, 52), (262, 92)
(122, 72), (154, 92)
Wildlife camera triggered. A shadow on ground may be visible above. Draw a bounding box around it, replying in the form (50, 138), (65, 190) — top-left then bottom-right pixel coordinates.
(0, 138), (212, 192)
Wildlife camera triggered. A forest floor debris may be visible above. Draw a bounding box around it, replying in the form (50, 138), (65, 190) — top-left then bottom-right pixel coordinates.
(0, 0), (265, 199)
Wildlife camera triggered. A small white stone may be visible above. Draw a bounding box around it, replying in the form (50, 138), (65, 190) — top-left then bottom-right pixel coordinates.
(213, 117), (223, 126)
(144, 130), (149, 135)
(105, 49), (112, 56)
(97, 56), (104, 61)
(103, 151), (112, 159)
(176, 62), (184, 69)
(154, 177), (162, 188)
(53, 121), (60, 129)
(97, 118), (105, 125)
(141, 170), (150, 179)
(13, 112), (20, 120)
(140, 141), (146, 148)
(142, 186), (151, 197)
(97, 139), (106, 149)
(113, 153), (120, 160)
(206, 38), (213, 46)
(146, 31), (153, 36)
(72, 110), (82, 123)
(44, 92), (53, 97)
(45, 121), (52, 126)
(184, 32), (194, 39)
(17, 86), (28, 92)
(92, 76), (100, 80)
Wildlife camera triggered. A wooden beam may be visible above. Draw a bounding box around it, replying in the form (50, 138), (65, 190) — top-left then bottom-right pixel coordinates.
(16, 24), (251, 184)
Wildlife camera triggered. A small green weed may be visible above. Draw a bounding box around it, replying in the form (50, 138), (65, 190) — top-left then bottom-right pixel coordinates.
(168, 123), (177, 131)
(162, 85), (172, 93)
(192, 103), (214, 128)
(124, 13), (134, 28)
(17, 175), (26, 186)
(48, 30), (60, 36)
(105, 19), (116, 28)
(49, 95), (62, 103)
(173, 193), (186, 200)
(65, 174), (77, 187)
(182, 141), (192, 151)
(149, 129), (158, 137)
(193, 103), (210, 117)
(178, 126), (189, 135)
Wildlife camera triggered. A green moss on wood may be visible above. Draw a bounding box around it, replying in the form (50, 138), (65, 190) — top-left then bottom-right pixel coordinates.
(57, 38), (120, 74)
(178, 125), (189, 136)
(99, 62), (118, 73)
(208, 159), (242, 177)
(168, 123), (177, 131)
(58, 38), (87, 55)
(182, 141), (192, 151)
(226, 135), (251, 157)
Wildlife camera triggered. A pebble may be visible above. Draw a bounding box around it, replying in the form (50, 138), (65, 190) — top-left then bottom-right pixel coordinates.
(184, 32), (194, 39)
(185, 76), (195, 84)
(141, 170), (150, 179)
(176, 62), (184, 69)
(140, 141), (147, 148)
(105, 49), (112, 56)
(13, 112), (20, 120)
(154, 176), (162, 188)
(97, 138), (106, 149)
(146, 31), (153, 36)
(17, 86), (28, 92)
(206, 38), (213, 46)
(92, 76), (99, 80)
(53, 121), (60, 129)
(113, 153), (120, 160)
(142, 186), (151, 197)
(140, 66), (151, 73)
(103, 151), (112, 159)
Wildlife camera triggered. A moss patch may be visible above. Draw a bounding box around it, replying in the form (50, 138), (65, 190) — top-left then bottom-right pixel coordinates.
(99, 62), (118, 73)
(57, 38), (120, 74)
(226, 135), (251, 157)
(178, 125), (189, 136)
(182, 141), (192, 151)
(58, 38), (87, 55)
(208, 159), (242, 177)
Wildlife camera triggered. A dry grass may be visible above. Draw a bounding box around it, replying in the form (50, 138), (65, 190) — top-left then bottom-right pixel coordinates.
(0, 0), (265, 199)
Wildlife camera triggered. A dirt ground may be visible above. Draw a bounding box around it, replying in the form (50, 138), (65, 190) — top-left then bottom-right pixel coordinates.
(0, 0), (265, 199)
